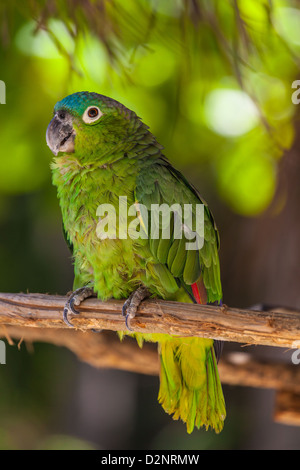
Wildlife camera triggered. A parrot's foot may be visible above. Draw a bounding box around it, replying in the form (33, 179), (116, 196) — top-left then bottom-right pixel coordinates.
(63, 286), (95, 328)
(122, 286), (150, 331)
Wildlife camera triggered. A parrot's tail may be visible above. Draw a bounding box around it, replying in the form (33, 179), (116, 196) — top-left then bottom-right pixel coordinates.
(158, 337), (226, 433)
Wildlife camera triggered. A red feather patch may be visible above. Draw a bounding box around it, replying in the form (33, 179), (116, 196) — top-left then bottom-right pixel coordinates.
(191, 279), (207, 305)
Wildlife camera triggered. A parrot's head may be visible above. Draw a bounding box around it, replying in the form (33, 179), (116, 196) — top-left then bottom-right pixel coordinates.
(46, 91), (140, 162)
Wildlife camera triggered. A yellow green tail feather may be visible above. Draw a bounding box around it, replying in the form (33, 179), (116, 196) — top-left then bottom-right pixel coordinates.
(158, 337), (226, 433)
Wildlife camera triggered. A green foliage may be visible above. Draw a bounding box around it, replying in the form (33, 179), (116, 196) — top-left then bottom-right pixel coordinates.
(0, 0), (299, 214)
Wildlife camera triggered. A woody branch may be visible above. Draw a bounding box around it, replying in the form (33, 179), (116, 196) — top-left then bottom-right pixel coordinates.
(1, 292), (300, 426)
(0, 292), (299, 349)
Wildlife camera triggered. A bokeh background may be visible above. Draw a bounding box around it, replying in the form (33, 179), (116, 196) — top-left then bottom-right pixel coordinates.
(0, 0), (300, 449)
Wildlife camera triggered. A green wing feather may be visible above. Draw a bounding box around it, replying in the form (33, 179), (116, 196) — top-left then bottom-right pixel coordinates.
(135, 157), (222, 303)
(135, 157), (225, 433)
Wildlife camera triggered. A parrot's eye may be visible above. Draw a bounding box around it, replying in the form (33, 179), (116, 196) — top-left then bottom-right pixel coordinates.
(88, 108), (98, 118)
(82, 106), (103, 124)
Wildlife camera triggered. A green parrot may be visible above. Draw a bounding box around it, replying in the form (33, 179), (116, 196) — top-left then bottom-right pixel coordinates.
(46, 91), (226, 433)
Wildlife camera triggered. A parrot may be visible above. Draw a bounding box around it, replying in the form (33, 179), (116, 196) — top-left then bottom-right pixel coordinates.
(46, 91), (226, 434)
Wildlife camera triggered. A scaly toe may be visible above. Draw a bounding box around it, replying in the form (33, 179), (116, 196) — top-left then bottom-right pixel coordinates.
(122, 287), (150, 332)
(63, 306), (75, 328)
(63, 286), (95, 328)
(124, 307), (137, 331)
(69, 297), (81, 315)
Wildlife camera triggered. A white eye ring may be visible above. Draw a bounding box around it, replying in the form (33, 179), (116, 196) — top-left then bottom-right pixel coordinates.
(82, 106), (103, 124)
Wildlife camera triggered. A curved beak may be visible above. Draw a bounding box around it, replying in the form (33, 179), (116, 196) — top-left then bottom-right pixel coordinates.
(46, 112), (76, 156)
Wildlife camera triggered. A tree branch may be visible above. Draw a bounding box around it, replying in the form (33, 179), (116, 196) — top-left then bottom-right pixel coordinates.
(1, 293), (300, 427)
(0, 292), (299, 348)
(1, 325), (300, 394)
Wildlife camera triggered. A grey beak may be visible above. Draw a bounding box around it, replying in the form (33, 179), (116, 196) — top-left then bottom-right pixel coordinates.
(46, 111), (75, 156)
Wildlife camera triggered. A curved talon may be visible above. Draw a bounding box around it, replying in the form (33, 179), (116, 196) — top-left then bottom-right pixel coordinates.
(122, 287), (150, 332)
(122, 301), (129, 318)
(125, 320), (133, 331)
(63, 294), (82, 327)
(124, 311), (134, 332)
(63, 286), (94, 328)
(69, 297), (80, 315)
(122, 296), (133, 320)
(63, 306), (75, 328)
